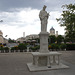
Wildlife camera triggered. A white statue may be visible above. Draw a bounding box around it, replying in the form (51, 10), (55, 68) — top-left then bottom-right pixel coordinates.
(39, 5), (49, 32)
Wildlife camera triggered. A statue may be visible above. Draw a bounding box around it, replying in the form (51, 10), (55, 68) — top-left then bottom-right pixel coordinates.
(39, 5), (49, 32)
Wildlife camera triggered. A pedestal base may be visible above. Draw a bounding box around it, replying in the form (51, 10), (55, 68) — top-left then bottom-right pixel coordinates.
(27, 52), (69, 71)
(27, 63), (69, 72)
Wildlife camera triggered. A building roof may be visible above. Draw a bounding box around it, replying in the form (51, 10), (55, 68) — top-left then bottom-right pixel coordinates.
(50, 27), (55, 30)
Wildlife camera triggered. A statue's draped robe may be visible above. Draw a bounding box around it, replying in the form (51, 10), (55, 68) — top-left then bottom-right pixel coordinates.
(39, 10), (49, 32)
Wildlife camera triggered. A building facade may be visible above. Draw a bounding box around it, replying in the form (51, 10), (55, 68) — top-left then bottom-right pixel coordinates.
(0, 30), (8, 44)
(16, 34), (39, 43)
(50, 27), (55, 35)
(50, 27), (58, 37)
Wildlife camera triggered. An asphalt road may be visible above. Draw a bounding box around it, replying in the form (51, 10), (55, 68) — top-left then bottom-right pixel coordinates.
(0, 51), (75, 75)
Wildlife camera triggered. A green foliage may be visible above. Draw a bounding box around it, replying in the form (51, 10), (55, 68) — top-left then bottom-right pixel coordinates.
(4, 47), (9, 53)
(49, 35), (56, 44)
(35, 45), (40, 50)
(56, 4), (75, 42)
(8, 38), (16, 43)
(4, 47), (9, 50)
(17, 41), (20, 43)
(10, 47), (15, 52)
(51, 44), (59, 50)
(51, 43), (56, 49)
(56, 35), (64, 44)
(14, 46), (18, 50)
(0, 47), (4, 53)
(48, 35), (65, 44)
(50, 43), (66, 50)
(30, 45), (40, 52)
(11, 47), (15, 50)
(0, 47), (4, 50)
(66, 44), (75, 50)
(59, 44), (66, 50)
(10, 46), (19, 52)
(18, 43), (27, 50)
(48, 45), (51, 49)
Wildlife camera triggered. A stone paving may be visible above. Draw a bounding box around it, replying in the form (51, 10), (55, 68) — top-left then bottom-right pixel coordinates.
(0, 51), (75, 75)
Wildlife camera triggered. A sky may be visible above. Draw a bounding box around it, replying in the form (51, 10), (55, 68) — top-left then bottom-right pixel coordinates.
(0, 0), (74, 40)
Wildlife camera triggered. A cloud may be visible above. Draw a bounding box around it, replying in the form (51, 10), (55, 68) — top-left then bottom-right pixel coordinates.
(0, 8), (41, 39)
(44, 0), (75, 11)
(0, 7), (66, 39)
(1, 22), (40, 40)
(0, 0), (74, 12)
(0, 8), (40, 27)
(0, 0), (44, 11)
(49, 11), (61, 20)
(18, 8), (39, 25)
(48, 11), (61, 29)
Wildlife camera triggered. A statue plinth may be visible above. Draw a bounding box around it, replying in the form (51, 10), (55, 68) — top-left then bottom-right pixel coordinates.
(39, 32), (49, 53)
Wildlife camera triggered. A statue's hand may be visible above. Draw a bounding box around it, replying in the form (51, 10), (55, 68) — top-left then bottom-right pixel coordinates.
(47, 13), (49, 16)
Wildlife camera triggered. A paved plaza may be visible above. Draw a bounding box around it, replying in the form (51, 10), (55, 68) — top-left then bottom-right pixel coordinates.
(0, 51), (75, 75)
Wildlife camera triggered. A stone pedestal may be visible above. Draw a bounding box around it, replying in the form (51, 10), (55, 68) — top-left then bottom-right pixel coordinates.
(27, 52), (69, 71)
(32, 52), (61, 67)
(39, 32), (49, 53)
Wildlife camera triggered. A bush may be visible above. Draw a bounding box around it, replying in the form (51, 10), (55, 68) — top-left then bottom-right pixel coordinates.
(18, 43), (27, 52)
(59, 44), (66, 50)
(0, 44), (4, 47)
(11, 47), (15, 52)
(35, 45), (40, 50)
(0, 47), (4, 53)
(51, 43), (56, 50)
(4, 47), (9, 53)
(66, 44), (75, 50)
(30, 45), (40, 52)
(48, 45), (51, 50)
(51, 44), (59, 51)
(14, 46), (19, 52)
(4, 47), (9, 50)
(55, 44), (59, 50)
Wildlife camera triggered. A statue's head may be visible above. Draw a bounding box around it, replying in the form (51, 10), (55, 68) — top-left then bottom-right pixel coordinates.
(43, 5), (47, 10)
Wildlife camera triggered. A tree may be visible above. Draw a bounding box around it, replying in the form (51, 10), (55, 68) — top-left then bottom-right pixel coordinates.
(56, 4), (75, 42)
(8, 38), (16, 43)
(49, 35), (56, 44)
(56, 35), (64, 44)
(18, 43), (27, 50)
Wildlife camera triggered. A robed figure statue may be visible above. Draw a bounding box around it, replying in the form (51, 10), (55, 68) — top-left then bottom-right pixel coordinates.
(39, 5), (49, 32)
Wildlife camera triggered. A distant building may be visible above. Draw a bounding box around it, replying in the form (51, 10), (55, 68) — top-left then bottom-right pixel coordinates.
(25, 34), (39, 41)
(50, 27), (55, 35)
(16, 34), (39, 43)
(0, 30), (4, 43)
(56, 31), (58, 37)
(0, 30), (8, 44)
(23, 32), (25, 37)
(50, 27), (58, 37)
(16, 37), (26, 43)
(16, 32), (26, 43)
